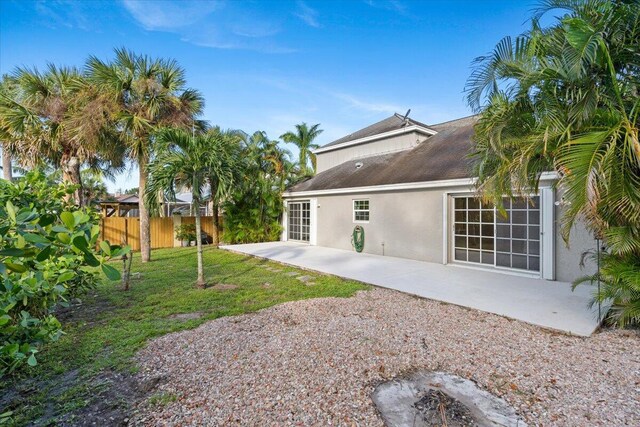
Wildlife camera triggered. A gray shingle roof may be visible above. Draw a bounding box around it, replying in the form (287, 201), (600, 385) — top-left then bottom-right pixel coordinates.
(288, 115), (478, 192)
(321, 113), (436, 148)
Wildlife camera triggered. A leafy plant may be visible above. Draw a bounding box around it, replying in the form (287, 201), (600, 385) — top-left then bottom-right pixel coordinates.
(0, 172), (128, 374)
(223, 131), (291, 244)
(175, 224), (197, 245)
(465, 0), (640, 326)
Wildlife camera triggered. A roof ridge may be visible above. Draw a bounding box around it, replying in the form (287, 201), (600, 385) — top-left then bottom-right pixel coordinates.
(429, 114), (479, 127)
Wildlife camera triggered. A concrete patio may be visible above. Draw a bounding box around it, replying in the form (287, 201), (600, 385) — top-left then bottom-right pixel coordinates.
(221, 241), (603, 336)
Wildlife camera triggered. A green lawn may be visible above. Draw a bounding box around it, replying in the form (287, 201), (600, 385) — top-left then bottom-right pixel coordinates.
(2, 246), (368, 425)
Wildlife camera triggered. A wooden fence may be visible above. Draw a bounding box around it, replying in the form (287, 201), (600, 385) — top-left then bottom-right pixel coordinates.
(100, 216), (220, 251)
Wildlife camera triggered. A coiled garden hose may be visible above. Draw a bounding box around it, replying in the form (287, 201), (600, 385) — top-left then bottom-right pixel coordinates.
(352, 225), (365, 253)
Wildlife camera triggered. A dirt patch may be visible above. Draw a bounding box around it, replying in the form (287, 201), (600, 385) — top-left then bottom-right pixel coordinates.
(1, 368), (147, 427)
(53, 295), (115, 325)
(211, 283), (239, 291)
(56, 370), (144, 426)
(414, 390), (474, 426)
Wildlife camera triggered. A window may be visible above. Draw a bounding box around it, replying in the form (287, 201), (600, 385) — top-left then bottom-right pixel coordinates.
(453, 195), (541, 272)
(353, 199), (370, 222)
(288, 201), (310, 242)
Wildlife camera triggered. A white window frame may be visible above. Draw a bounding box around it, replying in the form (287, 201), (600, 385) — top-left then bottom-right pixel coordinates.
(282, 198), (317, 245)
(353, 199), (370, 223)
(442, 187), (555, 280)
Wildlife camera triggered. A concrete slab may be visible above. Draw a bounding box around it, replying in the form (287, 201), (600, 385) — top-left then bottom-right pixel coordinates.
(221, 242), (603, 336)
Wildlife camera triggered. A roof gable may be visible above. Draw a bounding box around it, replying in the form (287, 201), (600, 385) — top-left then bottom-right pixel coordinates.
(287, 115), (479, 193)
(320, 113), (436, 149)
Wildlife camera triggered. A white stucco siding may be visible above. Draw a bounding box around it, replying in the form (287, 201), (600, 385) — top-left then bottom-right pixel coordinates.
(288, 186), (595, 283)
(554, 204), (597, 283)
(315, 131), (429, 173)
(316, 189), (445, 262)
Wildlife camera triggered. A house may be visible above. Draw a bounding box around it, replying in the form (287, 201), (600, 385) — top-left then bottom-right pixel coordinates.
(281, 113), (595, 282)
(100, 192), (208, 217)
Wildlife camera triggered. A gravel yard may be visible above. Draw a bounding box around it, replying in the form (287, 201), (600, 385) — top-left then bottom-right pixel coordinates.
(133, 288), (640, 426)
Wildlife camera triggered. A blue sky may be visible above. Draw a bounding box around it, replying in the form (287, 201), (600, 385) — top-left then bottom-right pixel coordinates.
(1, 0), (540, 191)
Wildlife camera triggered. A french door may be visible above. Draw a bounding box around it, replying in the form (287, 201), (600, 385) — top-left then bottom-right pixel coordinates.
(452, 195), (541, 273)
(288, 200), (311, 242)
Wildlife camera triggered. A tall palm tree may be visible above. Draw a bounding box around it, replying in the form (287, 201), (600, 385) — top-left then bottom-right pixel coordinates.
(465, 0), (640, 325)
(280, 122), (322, 176)
(86, 48), (204, 262)
(145, 128), (234, 287)
(0, 76), (14, 181)
(0, 67), (121, 201)
(0, 146), (10, 181)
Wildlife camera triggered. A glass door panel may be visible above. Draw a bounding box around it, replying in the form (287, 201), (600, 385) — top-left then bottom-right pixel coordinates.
(288, 201), (310, 242)
(452, 195), (541, 273)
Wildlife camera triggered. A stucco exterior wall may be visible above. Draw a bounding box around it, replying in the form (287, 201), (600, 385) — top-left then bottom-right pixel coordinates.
(315, 131), (429, 173)
(554, 203), (597, 282)
(288, 187), (595, 283)
(315, 188), (444, 262)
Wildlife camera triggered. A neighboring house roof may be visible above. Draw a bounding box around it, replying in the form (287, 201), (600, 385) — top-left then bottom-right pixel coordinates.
(287, 115), (479, 193)
(320, 113), (436, 149)
(100, 193), (188, 205)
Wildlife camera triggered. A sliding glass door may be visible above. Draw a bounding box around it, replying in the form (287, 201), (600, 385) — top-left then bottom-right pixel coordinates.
(288, 200), (311, 242)
(452, 195), (541, 273)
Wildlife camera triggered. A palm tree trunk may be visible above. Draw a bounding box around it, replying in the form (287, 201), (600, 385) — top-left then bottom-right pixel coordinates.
(60, 151), (83, 206)
(138, 156), (151, 263)
(210, 181), (220, 247)
(195, 204), (205, 288)
(2, 143), (12, 181)
(211, 201), (220, 247)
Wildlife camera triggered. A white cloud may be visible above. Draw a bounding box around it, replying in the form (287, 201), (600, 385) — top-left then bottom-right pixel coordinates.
(33, 0), (104, 31)
(121, 0), (221, 30)
(294, 1), (320, 28)
(121, 0), (293, 53)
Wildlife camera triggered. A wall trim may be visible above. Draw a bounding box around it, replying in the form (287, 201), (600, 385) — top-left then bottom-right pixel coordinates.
(284, 178), (477, 198)
(313, 125), (437, 154)
(283, 172), (559, 198)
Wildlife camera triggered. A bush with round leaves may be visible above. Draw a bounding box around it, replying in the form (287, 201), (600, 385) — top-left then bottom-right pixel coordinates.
(0, 172), (129, 374)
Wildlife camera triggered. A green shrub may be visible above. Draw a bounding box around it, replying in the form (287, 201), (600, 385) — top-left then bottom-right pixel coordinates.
(574, 229), (640, 327)
(175, 223), (197, 244)
(223, 181), (283, 244)
(0, 173), (128, 374)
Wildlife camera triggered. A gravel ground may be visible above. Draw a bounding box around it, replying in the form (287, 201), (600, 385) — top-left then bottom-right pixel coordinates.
(132, 288), (640, 426)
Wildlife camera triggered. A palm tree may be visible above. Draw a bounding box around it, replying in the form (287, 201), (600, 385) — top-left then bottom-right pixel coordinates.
(223, 130), (295, 244)
(280, 122), (322, 176)
(0, 147), (10, 181)
(0, 67), (121, 202)
(0, 76), (14, 181)
(145, 128), (235, 287)
(205, 127), (243, 246)
(465, 0), (640, 325)
(86, 48), (204, 262)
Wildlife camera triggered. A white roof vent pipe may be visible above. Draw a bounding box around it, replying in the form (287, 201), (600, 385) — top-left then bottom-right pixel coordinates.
(355, 162), (363, 169)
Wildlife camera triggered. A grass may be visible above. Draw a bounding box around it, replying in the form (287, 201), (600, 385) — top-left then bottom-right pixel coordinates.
(1, 246), (368, 425)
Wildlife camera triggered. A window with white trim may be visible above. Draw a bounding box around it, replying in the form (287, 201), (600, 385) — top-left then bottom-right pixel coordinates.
(353, 199), (369, 222)
(452, 196), (541, 272)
